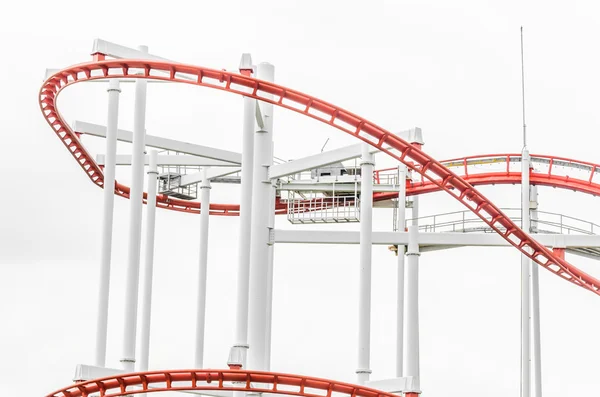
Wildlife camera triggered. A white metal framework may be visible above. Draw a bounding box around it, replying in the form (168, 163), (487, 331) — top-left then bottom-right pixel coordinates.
(39, 39), (600, 397)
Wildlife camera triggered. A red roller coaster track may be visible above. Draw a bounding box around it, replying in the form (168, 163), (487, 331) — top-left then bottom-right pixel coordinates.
(45, 369), (408, 397)
(39, 59), (600, 298)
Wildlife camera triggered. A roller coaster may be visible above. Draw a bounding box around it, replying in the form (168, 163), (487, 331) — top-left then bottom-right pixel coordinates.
(40, 39), (599, 397)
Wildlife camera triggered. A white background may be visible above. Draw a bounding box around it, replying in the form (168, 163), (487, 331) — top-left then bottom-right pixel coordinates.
(0, 1), (599, 396)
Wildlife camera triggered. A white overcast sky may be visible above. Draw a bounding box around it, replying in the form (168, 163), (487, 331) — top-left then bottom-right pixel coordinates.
(1, 1), (599, 396)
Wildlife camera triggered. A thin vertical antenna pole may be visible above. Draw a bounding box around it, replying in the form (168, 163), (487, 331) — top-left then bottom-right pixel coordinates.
(522, 26), (543, 397)
(521, 26), (527, 149)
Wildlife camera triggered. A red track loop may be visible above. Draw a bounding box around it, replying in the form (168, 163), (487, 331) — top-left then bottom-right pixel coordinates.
(45, 369), (401, 397)
(39, 59), (600, 295)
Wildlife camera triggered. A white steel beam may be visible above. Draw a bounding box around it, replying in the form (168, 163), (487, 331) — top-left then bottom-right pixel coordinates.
(74, 120), (242, 164)
(179, 168), (241, 186)
(269, 143), (364, 179)
(92, 39), (170, 61)
(268, 128), (421, 180)
(96, 154), (237, 167)
(271, 230), (600, 248)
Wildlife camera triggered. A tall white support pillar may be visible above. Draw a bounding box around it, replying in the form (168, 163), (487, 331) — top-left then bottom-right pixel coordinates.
(264, 174), (276, 371)
(247, 62), (275, 372)
(530, 182), (542, 397)
(356, 143), (374, 384)
(121, 45), (148, 372)
(230, 82), (256, 368)
(195, 167), (212, 368)
(138, 150), (158, 371)
(95, 79), (121, 367)
(404, 225), (420, 392)
(395, 165), (407, 378)
(520, 148), (531, 397)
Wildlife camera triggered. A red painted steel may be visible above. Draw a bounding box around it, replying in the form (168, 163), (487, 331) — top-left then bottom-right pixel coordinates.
(39, 59), (600, 297)
(45, 369), (401, 397)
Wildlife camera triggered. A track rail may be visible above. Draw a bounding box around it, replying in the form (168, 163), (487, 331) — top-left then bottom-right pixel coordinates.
(39, 59), (600, 295)
(376, 153), (600, 196)
(45, 369), (402, 397)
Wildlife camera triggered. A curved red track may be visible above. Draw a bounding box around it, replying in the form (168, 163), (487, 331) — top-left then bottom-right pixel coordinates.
(39, 59), (600, 297)
(45, 369), (407, 397)
(370, 153), (600, 202)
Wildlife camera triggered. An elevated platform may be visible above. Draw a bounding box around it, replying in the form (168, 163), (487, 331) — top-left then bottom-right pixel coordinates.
(405, 208), (600, 258)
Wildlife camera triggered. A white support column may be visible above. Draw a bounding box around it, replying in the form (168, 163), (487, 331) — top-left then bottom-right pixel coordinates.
(247, 62), (275, 372)
(264, 172), (276, 371)
(95, 79), (121, 367)
(121, 45), (148, 372)
(410, 142), (423, 225)
(404, 226), (420, 392)
(530, 184), (542, 397)
(530, 185), (538, 234)
(395, 165), (407, 378)
(138, 150), (158, 371)
(195, 167), (211, 368)
(230, 90), (256, 368)
(521, 148), (531, 397)
(356, 143), (374, 384)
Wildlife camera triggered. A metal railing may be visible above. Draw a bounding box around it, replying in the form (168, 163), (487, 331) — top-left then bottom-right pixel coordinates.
(156, 149), (201, 177)
(286, 191), (360, 224)
(406, 208), (599, 235)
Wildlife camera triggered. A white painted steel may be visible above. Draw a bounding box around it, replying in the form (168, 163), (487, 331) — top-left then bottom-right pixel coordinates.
(396, 165), (407, 377)
(269, 128), (421, 179)
(247, 62), (275, 372)
(530, 186), (542, 397)
(194, 167), (212, 368)
(357, 143), (374, 384)
(404, 226), (420, 392)
(95, 79), (121, 367)
(74, 120), (241, 164)
(365, 377), (419, 394)
(180, 168), (241, 187)
(264, 171), (276, 371)
(96, 154), (238, 167)
(232, 94), (256, 366)
(271, 229), (600, 248)
(269, 143), (363, 179)
(138, 150), (158, 371)
(521, 148), (531, 397)
(121, 45), (148, 372)
(92, 39), (170, 61)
